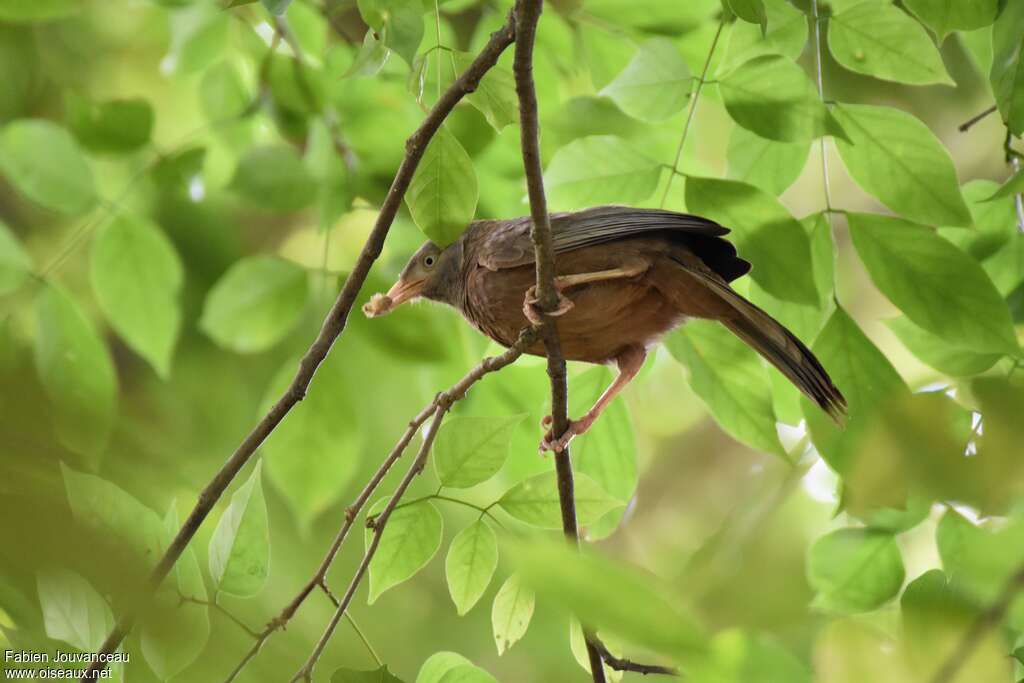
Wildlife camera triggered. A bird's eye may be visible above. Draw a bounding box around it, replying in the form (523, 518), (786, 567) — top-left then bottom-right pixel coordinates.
(424, 255), (436, 268)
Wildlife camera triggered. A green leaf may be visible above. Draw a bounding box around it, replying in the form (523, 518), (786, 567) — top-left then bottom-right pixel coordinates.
(901, 569), (1011, 682)
(62, 464), (165, 571)
(807, 528), (905, 614)
(437, 665), (498, 683)
(332, 667), (405, 683)
(498, 471), (620, 529)
(725, 0), (766, 29)
(684, 177), (818, 304)
(67, 95), (154, 153)
(90, 216), (183, 378)
(599, 38), (692, 122)
(801, 307), (907, 474)
(720, 55), (833, 143)
(346, 29), (392, 78)
(36, 569), (114, 652)
(982, 168), (1024, 202)
(416, 652), (473, 683)
(544, 136), (661, 211)
(434, 414), (524, 488)
(34, 286), (117, 458)
(690, 629), (813, 683)
(936, 509), (1024, 604)
(445, 520), (498, 616)
(0, 221), (31, 295)
(848, 213), (1018, 355)
(491, 573), (534, 655)
(142, 503), (211, 681)
(357, 0), (424, 66)
(720, 0), (807, 74)
(991, 1), (1024, 136)
(451, 52), (517, 131)
(828, 1), (954, 86)
(261, 351), (363, 528)
(199, 255), (309, 354)
(726, 125), (809, 196)
(940, 180), (1018, 261)
(513, 538), (706, 658)
(261, 0), (291, 14)
(230, 146), (317, 211)
(970, 377), (1024, 513)
(903, 0), (999, 41)
(166, 5), (229, 75)
(0, 120), (95, 215)
(568, 619), (623, 682)
(832, 104), (971, 226)
(0, 0), (78, 22)
(209, 462), (269, 597)
(406, 126), (478, 247)
(886, 316), (999, 377)
(366, 499), (443, 603)
(199, 61), (252, 132)
(665, 321), (784, 456)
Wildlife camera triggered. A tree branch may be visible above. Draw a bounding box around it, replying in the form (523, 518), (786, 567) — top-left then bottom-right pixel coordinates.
(590, 637), (678, 677)
(929, 566), (1024, 683)
(511, 2), (605, 681)
(287, 330), (537, 682)
(79, 15), (516, 681)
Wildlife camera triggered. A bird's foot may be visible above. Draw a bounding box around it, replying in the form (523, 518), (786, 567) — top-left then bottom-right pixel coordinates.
(522, 286), (574, 325)
(538, 414), (595, 453)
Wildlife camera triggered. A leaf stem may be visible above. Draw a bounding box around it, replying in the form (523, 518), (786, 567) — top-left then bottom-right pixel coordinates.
(659, 19), (725, 208)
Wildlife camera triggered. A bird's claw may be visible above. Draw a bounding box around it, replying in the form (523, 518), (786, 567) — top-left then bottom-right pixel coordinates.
(523, 286), (574, 325)
(538, 415), (591, 453)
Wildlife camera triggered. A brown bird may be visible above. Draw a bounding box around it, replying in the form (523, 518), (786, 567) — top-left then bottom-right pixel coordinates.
(364, 206), (845, 452)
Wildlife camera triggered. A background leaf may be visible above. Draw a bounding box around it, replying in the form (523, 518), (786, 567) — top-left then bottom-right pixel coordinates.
(807, 528), (905, 614)
(366, 499), (443, 603)
(208, 461), (269, 597)
(848, 212), (1018, 355)
(903, 0), (999, 41)
(434, 414), (524, 489)
(544, 136), (661, 210)
(90, 216), (183, 378)
(0, 119), (95, 214)
(445, 520), (498, 616)
(34, 286), (117, 459)
(833, 104), (971, 226)
(599, 38), (692, 122)
(36, 568), (114, 652)
(199, 255), (309, 354)
(726, 125), (809, 196)
(498, 471), (620, 529)
(491, 573), (534, 655)
(0, 220), (32, 295)
(406, 126), (478, 247)
(828, 1), (954, 85)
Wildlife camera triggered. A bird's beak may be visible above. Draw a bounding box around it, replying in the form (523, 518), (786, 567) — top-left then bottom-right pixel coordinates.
(362, 278), (425, 318)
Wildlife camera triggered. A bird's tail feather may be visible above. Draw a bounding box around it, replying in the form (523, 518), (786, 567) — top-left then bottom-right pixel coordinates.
(675, 267), (847, 421)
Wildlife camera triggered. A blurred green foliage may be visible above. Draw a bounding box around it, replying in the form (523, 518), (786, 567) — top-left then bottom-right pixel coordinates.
(1, 0), (1023, 681)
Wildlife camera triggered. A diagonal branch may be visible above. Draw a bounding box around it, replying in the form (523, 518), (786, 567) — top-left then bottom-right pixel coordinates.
(79, 15), (516, 682)
(929, 565), (1024, 683)
(511, 1), (605, 681)
(286, 329), (538, 682)
(590, 637), (678, 677)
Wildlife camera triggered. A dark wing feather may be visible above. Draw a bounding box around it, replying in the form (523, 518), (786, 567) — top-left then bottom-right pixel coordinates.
(475, 205), (751, 282)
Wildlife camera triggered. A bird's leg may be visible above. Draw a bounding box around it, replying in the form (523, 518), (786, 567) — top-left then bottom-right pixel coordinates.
(540, 344), (647, 453)
(522, 259), (649, 325)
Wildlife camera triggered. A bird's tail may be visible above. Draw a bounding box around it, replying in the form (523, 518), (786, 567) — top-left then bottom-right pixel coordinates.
(720, 294), (846, 422)
(667, 264), (847, 421)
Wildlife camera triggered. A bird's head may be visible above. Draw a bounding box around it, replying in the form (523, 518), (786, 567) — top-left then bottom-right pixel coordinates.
(362, 240), (462, 317)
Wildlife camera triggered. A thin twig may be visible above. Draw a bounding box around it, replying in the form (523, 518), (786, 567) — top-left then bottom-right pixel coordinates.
(659, 19), (725, 208)
(590, 637), (678, 677)
(512, 1), (606, 681)
(79, 16), (517, 681)
(177, 595), (260, 639)
(929, 566), (1024, 683)
(958, 104), (998, 132)
(224, 328), (538, 682)
(287, 331), (535, 681)
(811, 0), (834, 215)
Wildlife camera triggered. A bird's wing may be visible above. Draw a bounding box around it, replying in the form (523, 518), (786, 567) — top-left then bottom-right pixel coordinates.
(476, 205), (749, 282)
